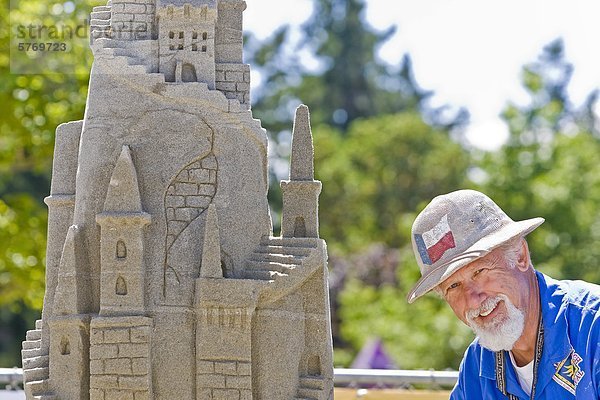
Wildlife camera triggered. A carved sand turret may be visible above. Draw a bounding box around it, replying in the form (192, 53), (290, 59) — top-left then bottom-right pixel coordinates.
(96, 145), (151, 316)
(22, 1), (333, 399)
(281, 105), (322, 238)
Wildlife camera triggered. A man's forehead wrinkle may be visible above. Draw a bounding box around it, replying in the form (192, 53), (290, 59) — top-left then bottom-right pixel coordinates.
(441, 254), (502, 293)
(485, 254), (501, 269)
(476, 248), (504, 269)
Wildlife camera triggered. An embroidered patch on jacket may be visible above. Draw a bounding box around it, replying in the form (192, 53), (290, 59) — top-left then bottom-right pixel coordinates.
(553, 350), (585, 395)
(414, 214), (456, 265)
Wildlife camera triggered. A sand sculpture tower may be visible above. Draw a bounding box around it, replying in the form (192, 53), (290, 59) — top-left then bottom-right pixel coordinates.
(21, 1), (334, 399)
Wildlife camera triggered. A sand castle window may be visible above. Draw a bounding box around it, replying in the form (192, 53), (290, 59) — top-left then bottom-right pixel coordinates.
(116, 276), (128, 295)
(202, 45), (207, 52)
(192, 32), (198, 39)
(294, 217), (306, 237)
(202, 32), (207, 40)
(117, 240), (127, 259)
(192, 44), (197, 51)
(221, 260), (229, 278)
(168, 31), (176, 50)
(60, 336), (70, 355)
(308, 355), (321, 375)
(182, 64), (197, 82)
(168, 31), (184, 51)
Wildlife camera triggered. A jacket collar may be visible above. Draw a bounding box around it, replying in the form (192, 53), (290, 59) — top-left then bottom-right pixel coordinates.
(478, 271), (572, 386)
(533, 271), (572, 396)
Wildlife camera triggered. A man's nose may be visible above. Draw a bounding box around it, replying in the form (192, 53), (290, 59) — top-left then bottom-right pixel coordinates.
(464, 281), (486, 310)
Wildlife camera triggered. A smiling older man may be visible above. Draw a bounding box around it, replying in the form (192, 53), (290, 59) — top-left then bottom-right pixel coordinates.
(407, 189), (600, 399)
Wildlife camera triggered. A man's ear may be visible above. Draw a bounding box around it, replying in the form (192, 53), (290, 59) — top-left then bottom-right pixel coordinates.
(516, 238), (530, 272)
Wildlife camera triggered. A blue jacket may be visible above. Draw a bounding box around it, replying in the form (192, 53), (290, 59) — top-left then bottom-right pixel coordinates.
(451, 271), (600, 399)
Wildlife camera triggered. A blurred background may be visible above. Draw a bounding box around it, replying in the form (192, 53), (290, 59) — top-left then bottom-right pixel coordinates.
(2, 0), (600, 379)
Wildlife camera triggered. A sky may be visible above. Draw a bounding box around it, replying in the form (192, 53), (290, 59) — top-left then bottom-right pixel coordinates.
(243, 0), (600, 150)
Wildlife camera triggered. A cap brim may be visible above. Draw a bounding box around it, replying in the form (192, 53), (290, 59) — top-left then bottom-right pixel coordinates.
(406, 217), (544, 303)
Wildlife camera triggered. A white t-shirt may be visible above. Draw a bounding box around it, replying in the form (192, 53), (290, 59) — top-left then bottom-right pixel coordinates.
(509, 351), (534, 396)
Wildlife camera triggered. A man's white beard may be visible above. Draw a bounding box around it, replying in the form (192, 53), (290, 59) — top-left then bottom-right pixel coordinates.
(465, 294), (525, 352)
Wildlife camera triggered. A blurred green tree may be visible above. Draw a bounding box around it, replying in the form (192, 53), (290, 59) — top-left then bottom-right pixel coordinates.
(314, 113), (473, 369)
(330, 39), (600, 370)
(246, 0), (468, 233)
(245, 0), (471, 368)
(315, 113), (470, 253)
(246, 0), (468, 133)
(478, 39), (600, 283)
(0, 0), (98, 366)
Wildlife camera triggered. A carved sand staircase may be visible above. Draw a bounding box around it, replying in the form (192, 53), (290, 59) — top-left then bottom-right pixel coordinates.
(21, 320), (56, 400)
(90, 39), (251, 113)
(89, 3), (254, 113)
(90, 1), (112, 41)
(243, 237), (331, 400)
(92, 39), (160, 76)
(243, 236), (319, 282)
(294, 375), (327, 400)
(90, 0), (159, 78)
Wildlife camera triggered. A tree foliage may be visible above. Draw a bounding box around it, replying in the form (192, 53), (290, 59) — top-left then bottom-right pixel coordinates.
(315, 113), (470, 252)
(247, 0), (468, 234)
(326, 39), (600, 370)
(1, 0), (95, 310)
(478, 39), (600, 283)
(247, 0), (466, 133)
(313, 112), (472, 368)
(0, 0), (97, 366)
(329, 245), (473, 369)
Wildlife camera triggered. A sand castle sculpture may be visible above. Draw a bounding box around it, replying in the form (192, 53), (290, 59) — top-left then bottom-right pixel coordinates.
(21, 1), (334, 398)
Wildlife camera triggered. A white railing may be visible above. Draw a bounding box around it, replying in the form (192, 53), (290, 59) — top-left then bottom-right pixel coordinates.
(334, 368), (458, 387)
(0, 368), (23, 390)
(0, 367), (458, 391)
(334, 368), (458, 388)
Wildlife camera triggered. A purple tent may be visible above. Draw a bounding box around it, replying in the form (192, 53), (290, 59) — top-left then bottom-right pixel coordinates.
(351, 337), (397, 369)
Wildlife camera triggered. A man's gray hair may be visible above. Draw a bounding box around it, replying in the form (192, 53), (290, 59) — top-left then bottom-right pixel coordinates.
(497, 236), (532, 269)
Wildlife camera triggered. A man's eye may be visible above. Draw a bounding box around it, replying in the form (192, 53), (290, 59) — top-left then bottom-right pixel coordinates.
(447, 282), (460, 291)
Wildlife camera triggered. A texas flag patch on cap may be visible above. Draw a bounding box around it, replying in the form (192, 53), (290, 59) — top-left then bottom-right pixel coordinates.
(414, 214), (456, 265)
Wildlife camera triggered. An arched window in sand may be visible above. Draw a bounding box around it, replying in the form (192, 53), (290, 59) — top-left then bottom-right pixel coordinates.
(116, 276), (128, 296)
